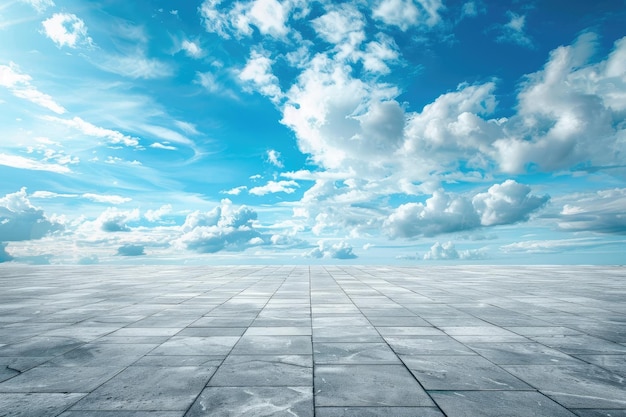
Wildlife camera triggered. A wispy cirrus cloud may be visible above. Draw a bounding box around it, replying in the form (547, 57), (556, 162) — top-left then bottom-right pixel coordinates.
(0, 63), (66, 114)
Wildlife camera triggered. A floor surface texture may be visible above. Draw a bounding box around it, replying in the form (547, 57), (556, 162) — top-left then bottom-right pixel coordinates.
(1, 265), (625, 417)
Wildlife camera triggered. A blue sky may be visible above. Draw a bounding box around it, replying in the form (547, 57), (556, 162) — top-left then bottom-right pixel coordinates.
(1, 0), (625, 265)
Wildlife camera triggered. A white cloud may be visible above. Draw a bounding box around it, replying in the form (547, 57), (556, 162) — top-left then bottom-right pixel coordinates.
(144, 205), (172, 222)
(0, 153), (72, 173)
(44, 116), (140, 147)
(384, 191), (480, 238)
(501, 237), (623, 254)
(175, 199), (266, 253)
(195, 71), (221, 94)
(495, 11), (532, 47)
(493, 33), (626, 173)
(94, 207), (140, 232)
(117, 244), (145, 256)
(281, 53), (402, 171)
(306, 240), (357, 259)
(0, 63), (66, 114)
(150, 142), (177, 151)
(423, 241), (459, 260)
(94, 54), (173, 79)
(222, 186), (248, 195)
(249, 180), (299, 196)
(266, 149), (283, 167)
(247, 0), (290, 38)
(42, 13), (93, 48)
(181, 40), (203, 58)
(384, 180), (548, 238)
(0, 188), (64, 241)
(312, 4), (365, 47)
(199, 0), (298, 40)
(21, 0), (55, 13)
(238, 50), (282, 102)
(557, 188), (626, 235)
(0, 242), (13, 263)
(361, 34), (400, 74)
(373, 0), (443, 30)
(472, 180), (549, 226)
(423, 241), (486, 260)
(83, 193), (132, 205)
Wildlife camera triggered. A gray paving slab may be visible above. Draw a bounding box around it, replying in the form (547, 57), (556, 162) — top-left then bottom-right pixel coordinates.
(0, 265), (625, 416)
(186, 386), (313, 417)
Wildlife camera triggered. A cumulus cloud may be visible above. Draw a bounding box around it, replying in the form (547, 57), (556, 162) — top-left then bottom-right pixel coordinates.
(306, 240), (357, 259)
(0, 188), (64, 241)
(557, 188), (626, 234)
(372, 0), (443, 30)
(0, 63), (66, 114)
(249, 180), (299, 196)
(95, 208), (140, 232)
(117, 244), (145, 256)
(493, 33), (626, 173)
(0, 242), (13, 263)
(384, 180), (548, 238)
(42, 13), (93, 48)
(423, 241), (459, 260)
(144, 205), (172, 222)
(238, 50), (282, 102)
(175, 199), (265, 253)
(423, 241), (486, 260)
(472, 180), (549, 226)
(199, 0), (298, 40)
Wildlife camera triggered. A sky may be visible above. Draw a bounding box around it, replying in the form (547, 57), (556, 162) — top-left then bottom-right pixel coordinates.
(0, 0), (625, 265)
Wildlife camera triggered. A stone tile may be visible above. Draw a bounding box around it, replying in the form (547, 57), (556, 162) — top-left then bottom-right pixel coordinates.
(402, 355), (530, 390)
(133, 355), (223, 367)
(191, 316), (255, 327)
(313, 326), (382, 342)
(209, 354), (311, 386)
(0, 393), (85, 417)
(45, 343), (157, 367)
(314, 365), (434, 407)
(314, 342), (400, 364)
(186, 386), (313, 417)
(571, 410), (626, 417)
(0, 336), (84, 357)
(0, 366), (19, 383)
(0, 365), (122, 393)
(531, 335), (626, 355)
(384, 336), (475, 355)
(468, 342), (584, 365)
(376, 326), (445, 336)
(71, 366), (216, 411)
(366, 316), (430, 327)
(231, 335), (312, 355)
(503, 364), (626, 408)
(149, 336), (240, 356)
(176, 327), (246, 337)
(574, 354), (626, 375)
(315, 407), (445, 416)
(430, 391), (577, 417)
(245, 326), (312, 336)
(59, 410), (181, 417)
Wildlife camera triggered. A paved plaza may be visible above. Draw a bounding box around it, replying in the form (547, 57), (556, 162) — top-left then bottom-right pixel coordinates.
(0, 265), (625, 416)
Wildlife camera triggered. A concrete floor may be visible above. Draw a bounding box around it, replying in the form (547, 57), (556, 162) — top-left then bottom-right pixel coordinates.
(0, 265), (625, 416)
